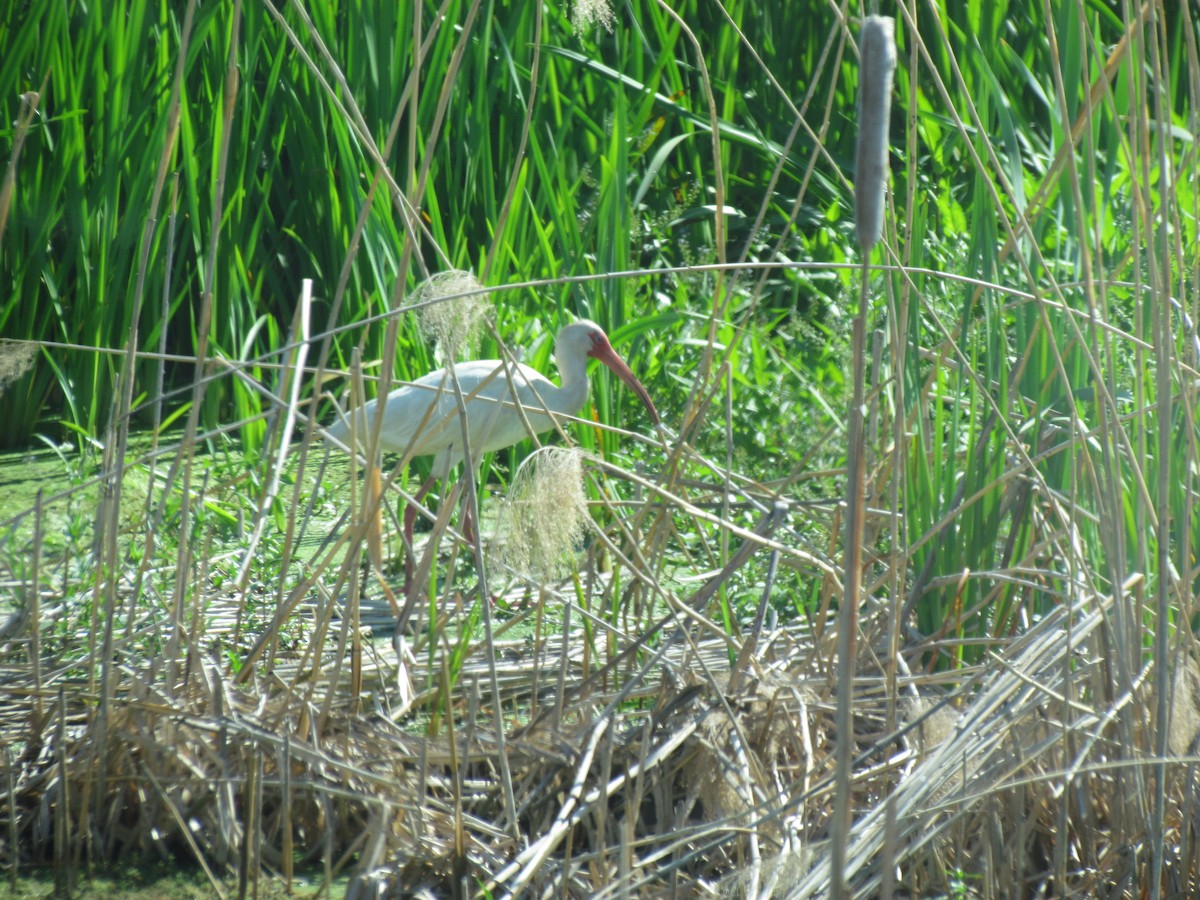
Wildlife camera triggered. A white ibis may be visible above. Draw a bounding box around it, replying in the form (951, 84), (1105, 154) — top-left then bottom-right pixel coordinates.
(327, 320), (659, 585)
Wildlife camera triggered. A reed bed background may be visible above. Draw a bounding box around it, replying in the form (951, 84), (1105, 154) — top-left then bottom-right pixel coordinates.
(1, 1), (1199, 897)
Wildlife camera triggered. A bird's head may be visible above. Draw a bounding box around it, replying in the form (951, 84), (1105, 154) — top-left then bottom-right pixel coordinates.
(555, 320), (660, 425)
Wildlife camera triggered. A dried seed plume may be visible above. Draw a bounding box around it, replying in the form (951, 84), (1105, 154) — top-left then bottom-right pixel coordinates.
(571, 0), (615, 33)
(413, 269), (487, 361)
(493, 447), (588, 584)
(854, 16), (897, 251)
(0, 340), (37, 397)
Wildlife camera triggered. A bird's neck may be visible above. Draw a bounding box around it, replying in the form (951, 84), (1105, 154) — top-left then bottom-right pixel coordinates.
(554, 354), (592, 415)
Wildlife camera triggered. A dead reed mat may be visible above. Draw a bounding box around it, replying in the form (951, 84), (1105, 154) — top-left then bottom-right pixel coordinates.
(4, 538), (1200, 897)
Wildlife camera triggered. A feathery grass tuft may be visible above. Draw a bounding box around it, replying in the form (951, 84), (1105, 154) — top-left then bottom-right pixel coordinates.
(412, 270), (488, 362)
(491, 446), (588, 583)
(0, 342), (38, 398)
(570, 0), (615, 34)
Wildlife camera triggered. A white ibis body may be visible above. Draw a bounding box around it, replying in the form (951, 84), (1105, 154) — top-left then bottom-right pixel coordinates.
(328, 320), (658, 466)
(327, 320), (659, 583)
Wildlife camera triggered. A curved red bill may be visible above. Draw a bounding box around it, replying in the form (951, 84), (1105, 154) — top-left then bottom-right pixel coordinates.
(587, 332), (661, 426)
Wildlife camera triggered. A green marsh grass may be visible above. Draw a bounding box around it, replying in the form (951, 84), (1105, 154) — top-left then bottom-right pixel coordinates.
(1, 1), (1199, 896)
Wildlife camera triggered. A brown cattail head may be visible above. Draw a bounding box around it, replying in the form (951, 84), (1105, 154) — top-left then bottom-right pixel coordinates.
(854, 16), (897, 252)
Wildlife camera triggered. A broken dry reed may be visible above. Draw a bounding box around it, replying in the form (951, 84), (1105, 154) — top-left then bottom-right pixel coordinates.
(0, 88), (42, 250)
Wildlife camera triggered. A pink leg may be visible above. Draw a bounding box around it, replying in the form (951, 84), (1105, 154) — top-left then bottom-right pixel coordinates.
(402, 475), (479, 599)
(403, 473), (438, 594)
(461, 503), (477, 544)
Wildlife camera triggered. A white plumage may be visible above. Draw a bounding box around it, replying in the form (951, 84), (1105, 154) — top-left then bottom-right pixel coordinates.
(326, 319), (658, 469)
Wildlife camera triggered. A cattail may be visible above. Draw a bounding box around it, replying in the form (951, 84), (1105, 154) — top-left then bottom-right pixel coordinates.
(413, 269), (487, 361)
(854, 16), (897, 251)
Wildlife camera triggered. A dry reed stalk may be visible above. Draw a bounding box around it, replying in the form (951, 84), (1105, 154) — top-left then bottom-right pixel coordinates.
(833, 15), (896, 898)
(233, 281), (312, 594)
(0, 86), (44, 249)
(91, 10), (196, 824)
(5, 744), (15, 890)
(281, 734), (294, 891)
(30, 493), (42, 721)
(53, 688), (70, 898)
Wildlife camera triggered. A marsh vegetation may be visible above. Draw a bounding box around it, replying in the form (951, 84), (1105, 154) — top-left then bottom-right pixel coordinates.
(2, 1), (1199, 896)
